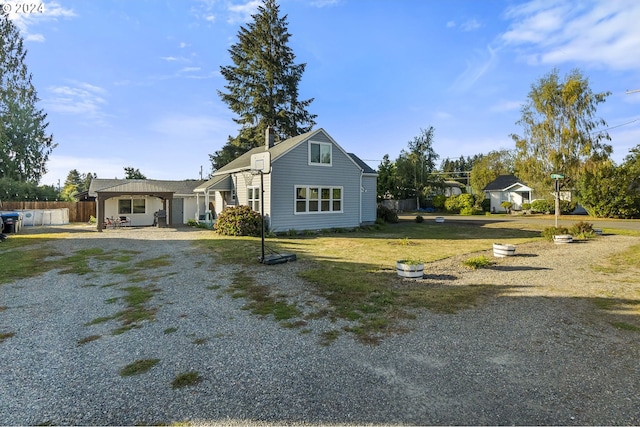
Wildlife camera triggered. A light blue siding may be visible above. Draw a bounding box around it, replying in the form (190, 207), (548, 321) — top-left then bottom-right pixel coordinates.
(269, 132), (362, 232)
(361, 175), (377, 224)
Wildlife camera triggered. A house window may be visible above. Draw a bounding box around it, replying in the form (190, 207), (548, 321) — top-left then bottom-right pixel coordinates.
(248, 186), (260, 212)
(309, 141), (332, 166)
(295, 186), (342, 214)
(118, 198), (146, 214)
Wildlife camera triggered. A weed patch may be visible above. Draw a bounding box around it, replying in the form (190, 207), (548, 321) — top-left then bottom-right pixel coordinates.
(0, 332), (16, 342)
(77, 335), (101, 345)
(462, 255), (493, 269)
(120, 358), (160, 376)
(226, 271), (302, 323)
(172, 371), (202, 389)
(611, 321), (640, 332)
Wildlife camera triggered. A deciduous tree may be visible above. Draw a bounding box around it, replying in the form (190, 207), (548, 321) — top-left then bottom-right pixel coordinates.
(512, 69), (611, 196)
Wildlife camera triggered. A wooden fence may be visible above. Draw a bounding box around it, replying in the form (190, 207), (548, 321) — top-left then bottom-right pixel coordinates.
(0, 201), (96, 223)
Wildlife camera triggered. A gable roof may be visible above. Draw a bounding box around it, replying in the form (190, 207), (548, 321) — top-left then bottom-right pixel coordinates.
(89, 179), (205, 197)
(483, 175), (529, 191)
(197, 128), (376, 191)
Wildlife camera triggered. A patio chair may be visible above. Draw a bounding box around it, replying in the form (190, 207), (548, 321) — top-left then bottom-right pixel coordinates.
(119, 216), (131, 227)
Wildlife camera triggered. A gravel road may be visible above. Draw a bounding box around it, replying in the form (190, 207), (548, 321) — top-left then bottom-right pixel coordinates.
(0, 225), (639, 425)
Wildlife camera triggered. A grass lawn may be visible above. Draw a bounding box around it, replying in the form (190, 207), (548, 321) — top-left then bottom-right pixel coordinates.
(196, 214), (545, 343)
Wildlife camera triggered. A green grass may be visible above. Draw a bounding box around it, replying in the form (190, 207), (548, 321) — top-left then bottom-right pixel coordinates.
(226, 271), (302, 322)
(196, 217), (542, 343)
(77, 335), (101, 345)
(171, 371), (202, 389)
(611, 321), (640, 332)
(0, 332), (16, 342)
(120, 358), (160, 376)
(462, 255), (494, 269)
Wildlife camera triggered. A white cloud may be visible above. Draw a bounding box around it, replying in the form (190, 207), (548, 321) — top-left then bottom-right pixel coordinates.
(490, 100), (522, 113)
(460, 18), (481, 32)
(149, 114), (233, 142)
(446, 21), (456, 28)
(6, 1), (76, 42)
(227, 0), (261, 24)
(310, 0), (340, 7)
(451, 45), (499, 93)
(43, 82), (111, 125)
(501, 0), (640, 70)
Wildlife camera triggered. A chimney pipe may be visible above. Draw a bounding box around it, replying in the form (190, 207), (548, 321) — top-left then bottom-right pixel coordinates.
(265, 126), (275, 150)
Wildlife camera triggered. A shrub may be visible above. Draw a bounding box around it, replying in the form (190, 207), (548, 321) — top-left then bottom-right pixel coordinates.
(541, 226), (569, 241)
(186, 219), (198, 227)
(377, 204), (398, 223)
(432, 194), (447, 210)
(480, 198), (490, 212)
(214, 205), (262, 236)
(521, 203), (531, 211)
(569, 221), (595, 238)
(501, 201), (513, 213)
(559, 200), (577, 215)
(531, 199), (552, 213)
(415, 215), (424, 223)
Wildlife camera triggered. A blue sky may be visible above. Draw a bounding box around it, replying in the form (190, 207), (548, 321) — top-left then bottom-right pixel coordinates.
(6, 0), (640, 188)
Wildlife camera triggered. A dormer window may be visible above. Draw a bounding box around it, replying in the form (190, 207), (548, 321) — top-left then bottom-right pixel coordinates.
(309, 141), (332, 166)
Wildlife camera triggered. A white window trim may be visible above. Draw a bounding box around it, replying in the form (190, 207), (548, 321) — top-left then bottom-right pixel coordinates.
(308, 140), (332, 166)
(248, 185), (260, 212)
(294, 185), (343, 214)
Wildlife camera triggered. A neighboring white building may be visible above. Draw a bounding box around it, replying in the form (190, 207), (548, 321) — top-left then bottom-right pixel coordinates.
(483, 175), (532, 212)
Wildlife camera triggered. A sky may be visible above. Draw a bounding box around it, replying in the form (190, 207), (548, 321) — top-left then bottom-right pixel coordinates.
(5, 0), (640, 188)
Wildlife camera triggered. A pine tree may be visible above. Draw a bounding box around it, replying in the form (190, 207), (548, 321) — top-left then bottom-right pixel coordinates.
(0, 10), (55, 183)
(211, 0), (316, 170)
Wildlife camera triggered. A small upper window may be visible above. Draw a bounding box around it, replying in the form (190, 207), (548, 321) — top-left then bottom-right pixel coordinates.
(309, 141), (331, 166)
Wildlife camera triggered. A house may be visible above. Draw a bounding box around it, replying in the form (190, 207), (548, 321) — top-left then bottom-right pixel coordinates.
(88, 179), (206, 231)
(194, 128), (378, 232)
(483, 175), (532, 212)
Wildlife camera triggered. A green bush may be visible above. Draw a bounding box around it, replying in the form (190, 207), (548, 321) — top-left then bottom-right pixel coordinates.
(559, 200), (577, 215)
(415, 215), (424, 223)
(186, 219), (198, 227)
(501, 201), (513, 213)
(531, 199), (552, 213)
(541, 226), (569, 241)
(569, 221), (595, 238)
(214, 205), (262, 236)
(377, 205), (398, 223)
(432, 194), (447, 210)
(480, 198), (490, 212)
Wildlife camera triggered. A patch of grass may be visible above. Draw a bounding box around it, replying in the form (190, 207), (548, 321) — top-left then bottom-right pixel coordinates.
(85, 285), (160, 335)
(207, 285), (222, 290)
(0, 242), (59, 284)
(171, 371), (202, 389)
(0, 332), (16, 342)
(592, 243), (640, 274)
(226, 271), (302, 323)
(164, 327), (178, 334)
(611, 321), (640, 332)
(192, 337), (208, 345)
(58, 248), (105, 275)
(136, 255), (172, 269)
(462, 255), (493, 269)
(77, 335), (101, 345)
(120, 358), (160, 376)
(320, 330), (340, 346)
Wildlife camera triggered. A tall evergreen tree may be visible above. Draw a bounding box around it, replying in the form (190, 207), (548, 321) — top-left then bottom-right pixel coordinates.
(211, 0), (316, 170)
(0, 10), (55, 183)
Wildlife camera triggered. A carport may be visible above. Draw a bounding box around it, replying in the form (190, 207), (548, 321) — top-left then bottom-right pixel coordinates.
(95, 181), (174, 232)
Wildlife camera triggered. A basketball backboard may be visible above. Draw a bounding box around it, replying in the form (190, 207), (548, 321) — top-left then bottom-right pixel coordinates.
(250, 151), (271, 174)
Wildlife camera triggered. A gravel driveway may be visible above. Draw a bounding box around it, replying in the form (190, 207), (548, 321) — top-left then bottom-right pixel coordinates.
(1, 225), (639, 425)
